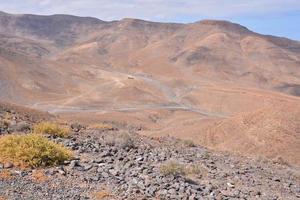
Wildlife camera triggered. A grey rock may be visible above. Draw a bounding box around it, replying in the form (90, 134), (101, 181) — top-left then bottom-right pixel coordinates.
(83, 164), (93, 171)
(58, 169), (66, 175)
(69, 160), (78, 169)
(102, 172), (109, 178)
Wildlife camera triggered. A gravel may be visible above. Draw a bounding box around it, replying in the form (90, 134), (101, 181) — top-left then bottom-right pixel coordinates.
(0, 127), (299, 200)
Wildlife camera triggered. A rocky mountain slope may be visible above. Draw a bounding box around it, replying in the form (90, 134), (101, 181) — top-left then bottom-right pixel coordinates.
(0, 105), (299, 200)
(0, 11), (300, 166)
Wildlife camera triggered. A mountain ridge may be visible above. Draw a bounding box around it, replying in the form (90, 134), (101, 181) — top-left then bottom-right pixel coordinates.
(1, 11), (299, 42)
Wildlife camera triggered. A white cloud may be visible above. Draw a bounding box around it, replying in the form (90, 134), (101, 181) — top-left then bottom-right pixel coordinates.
(0, 0), (299, 21)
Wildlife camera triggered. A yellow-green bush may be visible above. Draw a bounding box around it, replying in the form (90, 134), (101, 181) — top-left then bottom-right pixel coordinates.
(33, 122), (70, 138)
(0, 134), (73, 168)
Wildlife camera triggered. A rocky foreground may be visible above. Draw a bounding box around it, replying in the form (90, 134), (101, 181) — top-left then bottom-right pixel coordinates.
(0, 105), (300, 200)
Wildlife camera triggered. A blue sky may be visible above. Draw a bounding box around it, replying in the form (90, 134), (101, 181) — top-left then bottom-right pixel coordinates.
(0, 0), (299, 40)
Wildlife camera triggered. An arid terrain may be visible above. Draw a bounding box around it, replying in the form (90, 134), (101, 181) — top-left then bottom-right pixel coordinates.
(0, 10), (300, 199)
(0, 102), (299, 199)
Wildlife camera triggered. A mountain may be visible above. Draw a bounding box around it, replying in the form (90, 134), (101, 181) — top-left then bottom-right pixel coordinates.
(0, 11), (300, 165)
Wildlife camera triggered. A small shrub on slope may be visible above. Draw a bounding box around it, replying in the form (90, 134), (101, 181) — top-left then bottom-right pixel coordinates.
(160, 161), (186, 176)
(0, 134), (73, 168)
(89, 123), (114, 131)
(104, 133), (135, 149)
(33, 122), (70, 137)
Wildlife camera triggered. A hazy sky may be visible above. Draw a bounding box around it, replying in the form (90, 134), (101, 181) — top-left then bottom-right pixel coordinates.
(0, 0), (299, 40)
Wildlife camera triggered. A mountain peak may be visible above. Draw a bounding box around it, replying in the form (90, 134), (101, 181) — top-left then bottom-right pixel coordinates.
(195, 19), (251, 33)
(121, 18), (147, 22)
(119, 18), (162, 26)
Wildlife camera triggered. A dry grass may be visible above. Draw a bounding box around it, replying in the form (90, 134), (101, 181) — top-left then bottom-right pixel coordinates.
(104, 133), (135, 149)
(183, 139), (197, 147)
(0, 134), (73, 168)
(31, 170), (49, 183)
(185, 164), (208, 178)
(93, 190), (113, 200)
(89, 123), (114, 130)
(0, 170), (12, 180)
(160, 161), (186, 176)
(160, 161), (208, 178)
(201, 151), (211, 159)
(0, 120), (9, 129)
(33, 122), (70, 138)
(185, 164), (202, 174)
(3, 112), (12, 120)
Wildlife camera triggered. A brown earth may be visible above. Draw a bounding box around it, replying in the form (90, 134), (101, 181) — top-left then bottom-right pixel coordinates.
(0, 11), (300, 166)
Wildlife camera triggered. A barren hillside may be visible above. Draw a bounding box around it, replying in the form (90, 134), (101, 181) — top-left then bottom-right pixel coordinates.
(0, 11), (300, 166)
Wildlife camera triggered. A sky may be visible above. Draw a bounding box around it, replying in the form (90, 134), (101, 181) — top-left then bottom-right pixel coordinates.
(0, 0), (299, 40)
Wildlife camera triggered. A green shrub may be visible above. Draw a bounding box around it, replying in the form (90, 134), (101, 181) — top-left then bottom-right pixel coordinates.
(0, 134), (73, 168)
(33, 122), (70, 138)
